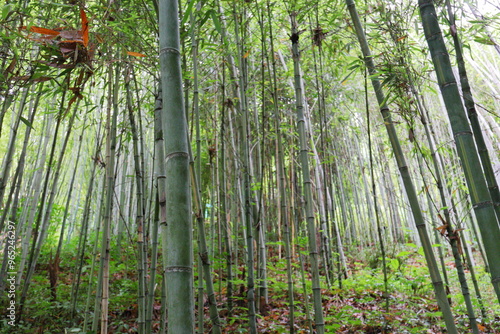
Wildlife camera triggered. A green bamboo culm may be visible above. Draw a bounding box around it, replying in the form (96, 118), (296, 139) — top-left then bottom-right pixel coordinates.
(290, 12), (325, 334)
(418, 0), (500, 304)
(267, 1), (295, 331)
(158, 0), (194, 332)
(445, 0), (500, 220)
(344, 0), (458, 332)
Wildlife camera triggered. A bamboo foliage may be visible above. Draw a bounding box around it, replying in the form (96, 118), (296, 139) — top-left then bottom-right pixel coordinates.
(345, 0), (457, 332)
(373, 5), (481, 330)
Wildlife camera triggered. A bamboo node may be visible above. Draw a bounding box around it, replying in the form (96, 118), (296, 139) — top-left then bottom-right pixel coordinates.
(165, 151), (189, 162)
(165, 266), (192, 273)
(472, 201), (492, 209)
(454, 130), (472, 137)
(160, 47), (180, 55)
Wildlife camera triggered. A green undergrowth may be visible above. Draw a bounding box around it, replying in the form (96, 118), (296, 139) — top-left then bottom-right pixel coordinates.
(1, 243), (499, 333)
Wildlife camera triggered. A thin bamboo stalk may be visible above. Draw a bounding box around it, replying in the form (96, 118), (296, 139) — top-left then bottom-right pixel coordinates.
(419, 0), (500, 303)
(346, 0), (458, 331)
(290, 12), (325, 334)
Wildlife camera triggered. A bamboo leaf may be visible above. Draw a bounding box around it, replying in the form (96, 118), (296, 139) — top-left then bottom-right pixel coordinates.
(473, 37), (496, 45)
(127, 51), (147, 57)
(199, 11), (210, 28)
(209, 10), (222, 35)
(435, 224), (447, 236)
(341, 69), (356, 84)
(2, 4), (13, 20)
(80, 8), (89, 47)
(19, 116), (34, 130)
(28, 26), (60, 36)
(181, 0), (196, 26)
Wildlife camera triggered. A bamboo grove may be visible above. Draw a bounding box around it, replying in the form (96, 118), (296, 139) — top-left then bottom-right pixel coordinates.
(0, 0), (500, 332)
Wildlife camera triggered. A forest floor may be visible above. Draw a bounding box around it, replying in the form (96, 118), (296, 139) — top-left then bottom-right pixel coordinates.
(2, 243), (500, 333)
